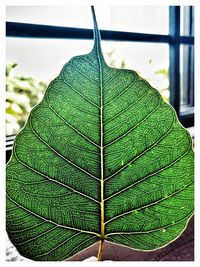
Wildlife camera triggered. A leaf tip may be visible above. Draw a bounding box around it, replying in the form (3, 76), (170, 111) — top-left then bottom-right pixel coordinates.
(91, 6), (102, 54)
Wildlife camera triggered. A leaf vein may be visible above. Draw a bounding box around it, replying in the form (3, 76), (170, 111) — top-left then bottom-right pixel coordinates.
(105, 212), (193, 236)
(104, 100), (161, 148)
(58, 236), (98, 261)
(16, 226), (58, 246)
(61, 71), (100, 109)
(105, 181), (193, 225)
(8, 222), (46, 233)
(71, 62), (99, 86)
(105, 139), (190, 201)
(29, 115), (100, 181)
(104, 79), (138, 107)
(6, 194), (100, 237)
(48, 86), (99, 119)
(84, 57), (100, 70)
(105, 110), (175, 181)
(13, 151), (100, 203)
(34, 232), (81, 259)
(47, 103), (100, 148)
(104, 89), (149, 125)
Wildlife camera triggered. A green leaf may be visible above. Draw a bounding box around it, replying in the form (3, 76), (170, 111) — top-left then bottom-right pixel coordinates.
(6, 7), (194, 261)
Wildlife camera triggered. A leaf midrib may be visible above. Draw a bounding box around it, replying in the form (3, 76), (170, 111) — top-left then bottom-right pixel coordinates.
(98, 50), (105, 241)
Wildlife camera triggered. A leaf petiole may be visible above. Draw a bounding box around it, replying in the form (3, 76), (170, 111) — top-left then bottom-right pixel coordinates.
(97, 239), (104, 261)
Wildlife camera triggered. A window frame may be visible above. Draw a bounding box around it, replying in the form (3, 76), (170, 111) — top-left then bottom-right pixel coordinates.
(6, 6), (194, 162)
(169, 6), (194, 128)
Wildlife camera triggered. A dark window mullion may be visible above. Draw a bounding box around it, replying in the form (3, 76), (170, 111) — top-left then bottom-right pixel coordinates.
(182, 6), (194, 107)
(189, 6), (194, 36)
(169, 6), (181, 116)
(187, 45), (194, 106)
(189, 46), (194, 106)
(188, 6), (194, 107)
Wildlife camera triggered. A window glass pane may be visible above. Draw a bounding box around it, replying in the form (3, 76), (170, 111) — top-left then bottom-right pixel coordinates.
(6, 6), (169, 34)
(6, 6), (94, 28)
(180, 44), (194, 107)
(109, 6), (169, 34)
(6, 39), (169, 136)
(6, 38), (93, 81)
(180, 6), (194, 36)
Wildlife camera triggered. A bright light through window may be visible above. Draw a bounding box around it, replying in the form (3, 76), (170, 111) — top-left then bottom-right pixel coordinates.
(6, 6), (169, 34)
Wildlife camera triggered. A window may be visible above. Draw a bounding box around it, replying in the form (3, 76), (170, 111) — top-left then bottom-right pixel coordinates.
(6, 6), (194, 162)
(168, 6), (194, 128)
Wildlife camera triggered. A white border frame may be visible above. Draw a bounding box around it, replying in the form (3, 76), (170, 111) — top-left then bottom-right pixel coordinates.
(1, 0), (199, 266)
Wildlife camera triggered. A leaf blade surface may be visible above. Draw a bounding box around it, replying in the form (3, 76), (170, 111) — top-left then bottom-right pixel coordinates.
(6, 7), (194, 261)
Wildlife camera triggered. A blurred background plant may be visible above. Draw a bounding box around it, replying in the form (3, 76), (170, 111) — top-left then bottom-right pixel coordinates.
(6, 63), (47, 136)
(6, 51), (169, 136)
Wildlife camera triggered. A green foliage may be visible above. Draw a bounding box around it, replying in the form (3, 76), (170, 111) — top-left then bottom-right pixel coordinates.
(6, 63), (47, 135)
(6, 8), (194, 261)
(104, 49), (127, 69)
